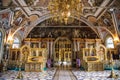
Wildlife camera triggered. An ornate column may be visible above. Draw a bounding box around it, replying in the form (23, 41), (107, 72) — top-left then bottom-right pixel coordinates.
(47, 40), (49, 58)
(77, 41), (80, 51)
(50, 40), (53, 59)
(39, 42), (41, 48)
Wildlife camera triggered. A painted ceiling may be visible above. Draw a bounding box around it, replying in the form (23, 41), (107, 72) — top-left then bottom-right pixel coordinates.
(0, 0), (120, 42)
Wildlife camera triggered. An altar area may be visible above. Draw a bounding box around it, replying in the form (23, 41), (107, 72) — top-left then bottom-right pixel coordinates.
(6, 37), (120, 71)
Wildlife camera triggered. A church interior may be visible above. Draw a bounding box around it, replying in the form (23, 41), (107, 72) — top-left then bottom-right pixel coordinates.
(0, 0), (120, 80)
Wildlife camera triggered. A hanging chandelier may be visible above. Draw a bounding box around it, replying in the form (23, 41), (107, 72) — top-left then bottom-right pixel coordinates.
(48, 0), (83, 24)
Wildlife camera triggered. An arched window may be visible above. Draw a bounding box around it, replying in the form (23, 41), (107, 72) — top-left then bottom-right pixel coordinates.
(106, 37), (114, 48)
(12, 37), (20, 48)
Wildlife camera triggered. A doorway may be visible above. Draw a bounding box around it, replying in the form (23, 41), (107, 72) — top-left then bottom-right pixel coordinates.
(54, 37), (72, 68)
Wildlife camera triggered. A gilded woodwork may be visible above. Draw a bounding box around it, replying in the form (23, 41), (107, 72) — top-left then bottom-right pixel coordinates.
(54, 37), (72, 67)
(9, 45), (47, 72)
(81, 44), (107, 71)
(8, 48), (20, 68)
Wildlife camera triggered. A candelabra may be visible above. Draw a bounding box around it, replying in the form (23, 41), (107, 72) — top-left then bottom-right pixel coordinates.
(16, 61), (23, 79)
(108, 60), (119, 78)
(2, 57), (8, 73)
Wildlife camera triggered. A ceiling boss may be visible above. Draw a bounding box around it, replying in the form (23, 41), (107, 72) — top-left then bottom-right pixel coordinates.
(48, 0), (83, 24)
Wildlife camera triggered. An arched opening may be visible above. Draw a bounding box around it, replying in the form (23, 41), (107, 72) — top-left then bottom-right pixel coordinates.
(12, 37), (21, 48)
(54, 37), (72, 68)
(105, 36), (114, 48)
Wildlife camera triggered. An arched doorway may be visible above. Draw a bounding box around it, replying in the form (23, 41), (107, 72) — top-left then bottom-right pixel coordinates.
(54, 37), (72, 68)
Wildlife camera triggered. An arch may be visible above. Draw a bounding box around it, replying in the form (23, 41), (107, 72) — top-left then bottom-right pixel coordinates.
(12, 13), (114, 41)
(101, 27), (114, 41)
(12, 36), (21, 48)
(0, 28), (5, 63)
(54, 37), (72, 44)
(105, 35), (114, 48)
(23, 14), (101, 39)
(96, 44), (107, 61)
(53, 37), (72, 66)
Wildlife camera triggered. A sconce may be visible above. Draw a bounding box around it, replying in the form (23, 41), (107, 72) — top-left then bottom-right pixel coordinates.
(7, 35), (13, 45)
(114, 37), (119, 43)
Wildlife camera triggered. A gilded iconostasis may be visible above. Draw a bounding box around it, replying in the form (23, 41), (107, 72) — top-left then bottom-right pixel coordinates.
(0, 0), (120, 68)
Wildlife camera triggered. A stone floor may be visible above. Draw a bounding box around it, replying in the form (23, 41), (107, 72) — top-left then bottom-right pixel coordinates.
(72, 70), (120, 80)
(1, 68), (120, 80)
(0, 68), (56, 80)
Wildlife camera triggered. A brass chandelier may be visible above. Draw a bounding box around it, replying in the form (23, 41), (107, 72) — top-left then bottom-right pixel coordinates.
(48, 0), (83, 24)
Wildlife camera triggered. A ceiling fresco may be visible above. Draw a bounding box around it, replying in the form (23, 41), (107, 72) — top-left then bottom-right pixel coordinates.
(12, 0), (113, 18)
(0, 0), (119, 41)
(82, 0), (103, 16)
(97, 11), (115, 34)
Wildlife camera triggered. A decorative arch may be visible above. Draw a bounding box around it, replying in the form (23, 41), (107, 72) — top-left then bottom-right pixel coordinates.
(53, 37), (72, 66)
(54, 37), (72, 44)
(97, 44), (107, 60)
(23, 14), (101, 39)
(12, 14), (115, 41)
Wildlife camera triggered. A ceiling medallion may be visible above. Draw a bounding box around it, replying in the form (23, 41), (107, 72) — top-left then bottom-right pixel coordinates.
(48, 0), (83, 24)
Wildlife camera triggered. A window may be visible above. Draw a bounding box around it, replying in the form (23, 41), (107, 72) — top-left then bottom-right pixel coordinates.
(106, 37), (114, 48)
(12, 37), (20, 48)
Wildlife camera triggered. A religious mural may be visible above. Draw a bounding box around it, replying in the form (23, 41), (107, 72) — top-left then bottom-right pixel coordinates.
(0, 9), (12, 31)
(97, 11), (115, 34)
(115, 9), (120, 38)
(27, 27), (98, 39)
(82, 0), (103, 16)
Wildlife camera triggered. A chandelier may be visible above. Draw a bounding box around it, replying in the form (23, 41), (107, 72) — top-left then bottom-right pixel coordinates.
(48, 0), (83, 24)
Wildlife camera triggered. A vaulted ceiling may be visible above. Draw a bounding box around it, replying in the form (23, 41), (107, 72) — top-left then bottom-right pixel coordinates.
(0, 0), (119, 42)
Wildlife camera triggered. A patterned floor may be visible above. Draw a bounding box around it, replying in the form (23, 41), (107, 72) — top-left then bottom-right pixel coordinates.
(1, 68), (120, 80)
(0, 68), (56, 80)
(72, 70), (120, 80)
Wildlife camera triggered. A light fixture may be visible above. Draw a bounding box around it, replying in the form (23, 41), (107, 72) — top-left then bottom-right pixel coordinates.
(114, 35), (119, 43)
(48, 0), (83, 24)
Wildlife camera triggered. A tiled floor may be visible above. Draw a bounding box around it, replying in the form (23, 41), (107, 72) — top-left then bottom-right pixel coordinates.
(0, 68), (56, 80)
(1, 68), (120, 80)
(72, 70), (120, 80)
